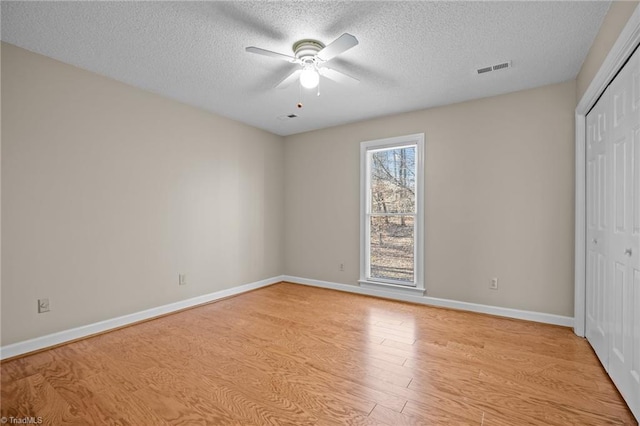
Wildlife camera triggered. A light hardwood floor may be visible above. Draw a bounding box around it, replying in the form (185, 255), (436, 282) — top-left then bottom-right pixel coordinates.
(1, 282), (636, 425)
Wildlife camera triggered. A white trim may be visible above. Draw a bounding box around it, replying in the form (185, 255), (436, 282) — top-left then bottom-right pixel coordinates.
(285, 275), (573, 327)
(359, 133), (425, 292)
(574, 113), (587, 337)
(0, 276), (284, 360)
(359, 280), (425, 296)
(574, 4), (640, 338)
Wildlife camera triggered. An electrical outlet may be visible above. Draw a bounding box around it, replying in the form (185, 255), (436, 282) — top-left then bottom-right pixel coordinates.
(339, 263), (345, 272)
(490, 278), (498, 290)
(179, 274), (187, 286)
(38, 298), (50, 313)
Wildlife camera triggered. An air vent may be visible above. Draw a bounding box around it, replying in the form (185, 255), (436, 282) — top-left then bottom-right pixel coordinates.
(277, 114), (298, 121)
(477, 61), (512, 75)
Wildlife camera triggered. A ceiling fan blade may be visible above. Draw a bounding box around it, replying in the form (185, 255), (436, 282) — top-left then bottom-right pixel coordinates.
(319, 67), (360, 85)
(275, 69), (302, 89)
(316, 33), (359, 62)
(246, 46), (297, 63)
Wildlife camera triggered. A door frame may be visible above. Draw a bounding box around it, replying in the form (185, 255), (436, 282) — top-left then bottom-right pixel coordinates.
(574, 5), (640, 337)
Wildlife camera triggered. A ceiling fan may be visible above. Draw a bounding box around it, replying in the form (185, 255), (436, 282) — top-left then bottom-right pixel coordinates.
(246, 33), (360, 91)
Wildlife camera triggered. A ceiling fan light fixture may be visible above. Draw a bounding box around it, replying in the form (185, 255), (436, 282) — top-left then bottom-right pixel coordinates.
(246, 33), (359, 91)
(300, 68), (320, 89)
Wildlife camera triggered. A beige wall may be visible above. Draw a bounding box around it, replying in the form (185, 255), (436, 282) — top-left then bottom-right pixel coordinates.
(4, 0), (635, 345)
(577, 1), (639, 101)
(1, 43), (284, 345)
(284, 80), (577, 317)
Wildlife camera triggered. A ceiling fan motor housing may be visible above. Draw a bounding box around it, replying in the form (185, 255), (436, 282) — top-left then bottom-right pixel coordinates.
(292, 39), (325, 63)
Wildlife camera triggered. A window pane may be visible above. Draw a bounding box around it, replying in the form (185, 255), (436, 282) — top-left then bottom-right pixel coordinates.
(370, 146), (416, 214)
(369, 215), (414, 283)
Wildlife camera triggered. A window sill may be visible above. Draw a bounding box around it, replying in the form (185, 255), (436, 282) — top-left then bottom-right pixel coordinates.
(358, 280), (425, 296)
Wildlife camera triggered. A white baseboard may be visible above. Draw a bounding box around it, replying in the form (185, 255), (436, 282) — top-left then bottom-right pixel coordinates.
(0, 276), (284, 360)
(283, 275), (574, 328)
(1, 274), (574, 360)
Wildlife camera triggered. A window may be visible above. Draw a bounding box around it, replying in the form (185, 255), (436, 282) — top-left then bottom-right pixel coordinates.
(360, 134), (424, 295)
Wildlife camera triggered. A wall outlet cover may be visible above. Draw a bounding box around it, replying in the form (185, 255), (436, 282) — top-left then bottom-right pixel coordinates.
(38, 298), (50, 313)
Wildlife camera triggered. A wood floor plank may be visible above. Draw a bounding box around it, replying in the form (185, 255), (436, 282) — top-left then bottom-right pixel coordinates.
(83, 371), (170, 425)
(369, 404), (437, 426)
(0, 357), (37, 384)
(1, 282), (635, 425)
(400, 399), (482, 425)
(181, 320), (402, 415)
(1, 373), (86, 424)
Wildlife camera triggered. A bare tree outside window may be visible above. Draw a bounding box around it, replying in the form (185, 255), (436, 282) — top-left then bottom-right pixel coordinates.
(369, 146), (416, 282)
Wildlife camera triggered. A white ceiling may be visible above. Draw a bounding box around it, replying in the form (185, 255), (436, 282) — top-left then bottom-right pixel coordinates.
(1, 1), (610, 136)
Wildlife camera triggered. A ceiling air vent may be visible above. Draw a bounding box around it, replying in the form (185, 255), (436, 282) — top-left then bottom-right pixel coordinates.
(477, 61), (512, 75)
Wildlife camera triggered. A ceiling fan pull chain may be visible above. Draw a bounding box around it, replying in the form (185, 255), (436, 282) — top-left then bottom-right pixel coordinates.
(297, 81), (304, 109)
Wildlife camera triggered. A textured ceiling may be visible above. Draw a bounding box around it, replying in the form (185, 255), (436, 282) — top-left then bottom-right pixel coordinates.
(1, 1), (610, 136)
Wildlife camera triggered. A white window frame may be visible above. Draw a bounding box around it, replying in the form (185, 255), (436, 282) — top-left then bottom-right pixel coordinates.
(359, 133), (425, 296)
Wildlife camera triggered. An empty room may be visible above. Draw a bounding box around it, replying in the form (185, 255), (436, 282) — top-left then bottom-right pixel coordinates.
(1, 1), (639, 424)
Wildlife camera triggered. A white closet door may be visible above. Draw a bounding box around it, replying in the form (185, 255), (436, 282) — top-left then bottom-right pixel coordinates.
(608, 45), (640, 419)
(586, 46), (640, 421)
(586, 83), (611, 369)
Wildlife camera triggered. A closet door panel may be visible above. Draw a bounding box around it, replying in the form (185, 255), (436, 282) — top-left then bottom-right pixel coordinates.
(586, 87), (612, 369)
(607, 45), (640, 419)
